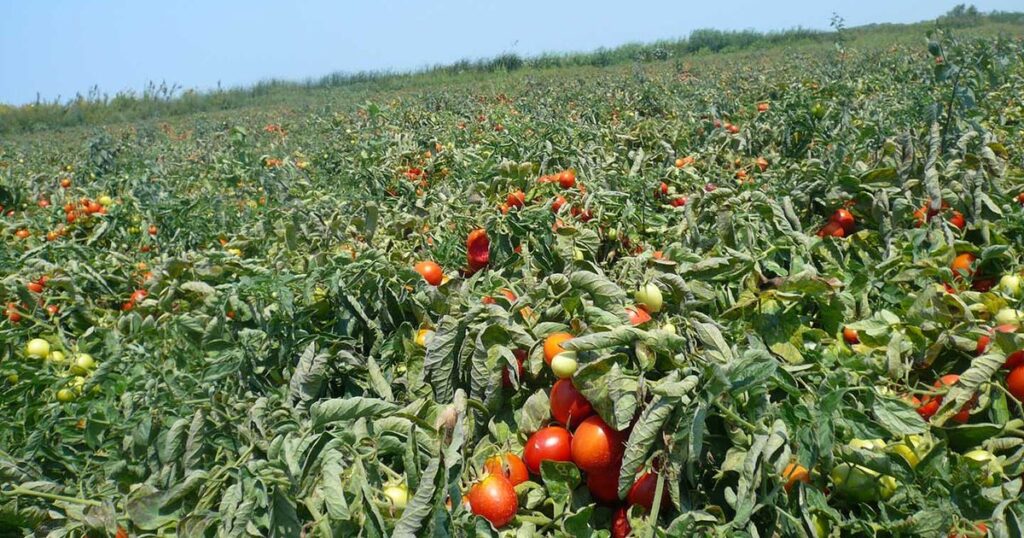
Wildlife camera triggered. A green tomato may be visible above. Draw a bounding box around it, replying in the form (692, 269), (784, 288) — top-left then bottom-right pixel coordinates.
(550, 352), (578, 379)
(48, 350), (66, 363)
(963, 449), (1001, 486)
(994, 308), (1023, 328)
(25, 338), (51, 359)
(56, 388), (76, 403)
(888, 441), (921, 468)
(661, 322), (677, 335)
(607, 229), (619, 241)
(70, 376), (87, 394)
(70, 353), (96, 375)
(6, 373), (18, 384)
(999, 274), (1023, 298)
(98, 195), (113, 206)
(830, 463), (896, 502)
(384, 485), (409, 512)
(634, 283), (664, 313)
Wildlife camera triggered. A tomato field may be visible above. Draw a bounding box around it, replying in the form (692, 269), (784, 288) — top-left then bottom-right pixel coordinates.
(3, 16), (1024, 538)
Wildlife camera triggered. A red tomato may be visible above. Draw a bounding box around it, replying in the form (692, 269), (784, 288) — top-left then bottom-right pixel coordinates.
(586, 464), (621, 503)
(830, 209), (855, 233)
(414, 261), (444, 286)
(626, 305), (652, 326)
(611, 506), (631, 538)
(948, 211), (966, 230)
(506, 190), (526, 209)
(466, 228), (490, 271)
(670, 196), (687, 207)
(467, 474), (518, 528)
(551, 195), (566, 213)
(523, 426), (573, 475)
(571, 415), (625, 473)
(1005, 350), (1024, 370)
(1008, 366), (1024, 402)
(484, 453), (530, 486)
(148, 225), (158, 236)
(842, 327), (859, 345)
(655, 182), (668, 198)
(627, 472), (668, 512)
(501, 349), (526, 388)
(550, 379), (594, 427)
(917, 374), (975, 423)
(27, 282), (43, 294)
(817, 222), (845, 238)
(558, 170), (576, 189)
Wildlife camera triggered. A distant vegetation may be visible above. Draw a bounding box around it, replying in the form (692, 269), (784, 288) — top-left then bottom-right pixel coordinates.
(1, 4), (1022, 135)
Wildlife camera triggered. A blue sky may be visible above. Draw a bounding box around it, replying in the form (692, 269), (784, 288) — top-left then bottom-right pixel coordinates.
(0, 0), (1020, 105)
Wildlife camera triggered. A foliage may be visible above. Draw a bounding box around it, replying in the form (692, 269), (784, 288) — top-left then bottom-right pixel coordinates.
(1, 20), (1024, 538)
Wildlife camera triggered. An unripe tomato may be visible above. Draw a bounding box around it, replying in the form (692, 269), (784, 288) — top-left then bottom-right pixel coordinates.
(415, 328), (433, 347)
(995, 308), (1023, 328)
(550, 379), (594, 427)
(543, 332), (573, 365)
(829, 462), (896, 502)
(414, 261), (444, 286)
(467, 474), (518, 528)
(1007, 365), (1024, 401)
(48, 350), (66, 363)
(572, 415), (625, 473)
(524, 426), (573, 474)
(56, 388), (76, 402)
(98, 195), (113, 206)
(782, 462), (810, 492)
(25, 338), (51, 359)
(550, 352), (578, 379)
(999, 274), (1023, 298)
(70, 353), (96, 375)
(842, 327), (859, 345)
(634, 283), (663, 313)
(586, 464), (621, 503)
(484, 453), (530, 486)
(962, 449), (1002, 486)
(383, 485), (409, 512)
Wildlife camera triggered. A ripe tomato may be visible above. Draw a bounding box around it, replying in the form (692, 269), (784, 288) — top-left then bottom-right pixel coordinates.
(1008, 365), (1024, 401)
(817, 222), (845, 238)
(842, 327), (859, 345)
(627, 472), (669, 512)
(586, 464), (621, 503)
(131, 289), (148, 303)
(506, 190), (526, 208)
(669, 196), (687, 207)
(551, 195), (566, 213)
(484, 453), (530, 486)
(466, 228), (490, 271)
(949, 211), (966, 230)
(558, 170), (576, 189)
(148, 225), (158, 236)
(501, 349), (526, 387)
(572, 415), (625, 473)
(625, 305), (652, 326)
(543, 332), (573, 365)
(782, 463), (810, 492)
(467, 474), (518, 528)
(523, 426), (573, 475)
(917, 374), (975, 423)
(830, 209), (855, 233)
(550, 379), (594, 427)
(414, 261), (444, 286)
(951, 253), (976, 279)
(27, 281), (43, 294)
(15, 229), (30, 239)
(655, 182), (669, 198)
(611, 506), (631, 538)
